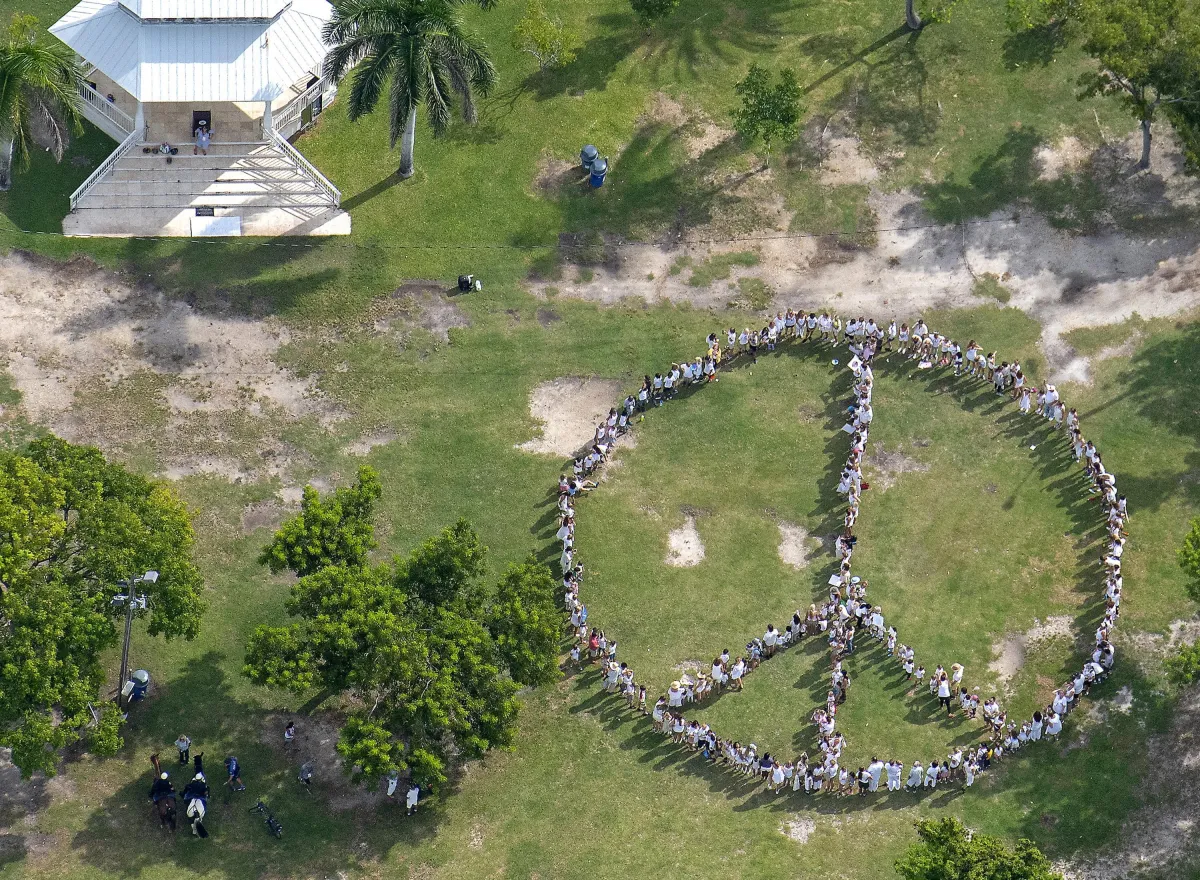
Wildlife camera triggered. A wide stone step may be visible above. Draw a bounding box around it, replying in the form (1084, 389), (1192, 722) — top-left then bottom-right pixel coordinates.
(106, 167), (315, 183)
(76, 191), (336, 209)
(64, 205), (351, 237)
(90, 180), (323, 197)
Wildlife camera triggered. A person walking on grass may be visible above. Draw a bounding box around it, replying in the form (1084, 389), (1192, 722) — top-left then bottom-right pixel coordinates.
(175, 733), (191, 765)
(224, 755), (245, 792)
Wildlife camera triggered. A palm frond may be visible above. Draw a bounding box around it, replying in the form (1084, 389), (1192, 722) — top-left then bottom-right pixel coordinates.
(387, 54), (418, 147)
(347, 43), (398, 119)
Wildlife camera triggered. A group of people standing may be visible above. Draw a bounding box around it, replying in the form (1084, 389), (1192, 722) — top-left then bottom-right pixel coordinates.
(554, 308), (1128, 797)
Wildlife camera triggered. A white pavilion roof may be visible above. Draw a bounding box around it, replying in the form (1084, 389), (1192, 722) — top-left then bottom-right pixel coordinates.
(50, 0), (332, 103)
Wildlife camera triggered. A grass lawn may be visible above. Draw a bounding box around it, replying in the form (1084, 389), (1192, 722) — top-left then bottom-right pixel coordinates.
(3, 0), (1148, 323)
(1, 297), (1197, 880)
(2, 0), (1200, 876)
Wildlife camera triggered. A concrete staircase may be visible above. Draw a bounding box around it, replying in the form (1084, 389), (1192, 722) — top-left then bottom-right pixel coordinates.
(64, 142), (350, 237)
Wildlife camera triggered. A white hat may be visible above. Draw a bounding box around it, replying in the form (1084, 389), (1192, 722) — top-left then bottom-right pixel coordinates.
(160, 772), (168, 780)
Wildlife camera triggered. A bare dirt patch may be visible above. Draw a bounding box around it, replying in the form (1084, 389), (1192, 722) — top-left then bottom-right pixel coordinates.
(989, 615), (1076, 686)
(781, 815), (816, 844)
(0, 251), (344, 479)
(666, 516), (705, 567)
(1057, 686), (1200, 880)
(820, 136), (880, 187)
(864, 446), (930, 492)
(375, 285), (470, 342)
(1036, 136), (1090, 182)
(344, 429), (397, 456)
(530, 127), (1200, 383)
(259, 713), (387, 812)
(516, 377), (624, 457)
(240, 500), (290, 535)
(533, 151), (585, 196)
(777, 522), (816, 570)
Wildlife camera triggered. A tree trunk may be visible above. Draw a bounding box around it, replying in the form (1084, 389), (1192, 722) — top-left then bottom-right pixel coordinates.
(0, 138), (13, 192)
(905, 0), (923, 30)
(398, 108), (417, 179)
(1138, 117), (1151, 170)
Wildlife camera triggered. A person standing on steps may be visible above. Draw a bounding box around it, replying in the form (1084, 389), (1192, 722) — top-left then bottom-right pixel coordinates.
(194, 119), (211, 155)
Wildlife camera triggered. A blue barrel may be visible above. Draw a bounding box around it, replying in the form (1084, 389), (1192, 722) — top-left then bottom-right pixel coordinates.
(589, 157), (608, 188)
(131, 669), (150, 700)
(580, 144), (598, 170)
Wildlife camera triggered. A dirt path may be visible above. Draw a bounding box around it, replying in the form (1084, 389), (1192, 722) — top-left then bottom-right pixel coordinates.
(531, 131), (1200, 384)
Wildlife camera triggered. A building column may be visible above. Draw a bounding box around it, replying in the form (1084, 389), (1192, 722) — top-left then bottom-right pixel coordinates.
(262, 100), (273, 138)
(134, 101), (145, 140)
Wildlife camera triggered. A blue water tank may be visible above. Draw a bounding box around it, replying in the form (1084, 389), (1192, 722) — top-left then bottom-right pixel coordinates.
(589, 157), (608, 188)
(580, 144), (598, 170)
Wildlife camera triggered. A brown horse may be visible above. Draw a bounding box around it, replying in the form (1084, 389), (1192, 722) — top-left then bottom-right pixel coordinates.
(149, 753), (177, 832)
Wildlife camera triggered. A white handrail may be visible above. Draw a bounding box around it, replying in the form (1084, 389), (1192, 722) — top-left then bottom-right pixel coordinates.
(270, 130), (341, 207)
(274, 77), (325, 135)
(70, 129), (140, 211)
(79, 82), (135, 134)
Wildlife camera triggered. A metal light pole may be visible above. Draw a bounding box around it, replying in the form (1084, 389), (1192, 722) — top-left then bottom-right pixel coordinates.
(113, 571), (157, 708)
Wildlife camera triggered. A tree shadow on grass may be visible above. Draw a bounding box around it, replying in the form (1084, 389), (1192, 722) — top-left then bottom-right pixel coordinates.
(72, 652), (437, 879)
(524, 13), (642, 101)
(1001, 21), (1072, 71)
(798, 25), (914, 95)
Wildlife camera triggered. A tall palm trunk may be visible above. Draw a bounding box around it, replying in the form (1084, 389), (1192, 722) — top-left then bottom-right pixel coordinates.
(399, 108), (417, 179)
(905, 0), (923, 30)
(1138, 117), (1151, 170)
(0, 138), (13, 191)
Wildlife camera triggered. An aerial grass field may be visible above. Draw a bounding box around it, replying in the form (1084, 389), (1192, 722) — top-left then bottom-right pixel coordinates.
(3, 0), (1200, 877)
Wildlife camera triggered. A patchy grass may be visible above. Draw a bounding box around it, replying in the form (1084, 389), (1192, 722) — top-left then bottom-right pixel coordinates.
(687, 251), (760, 287)
(972, 272), (1014, 304)
(1062, 313), (1149, 356)
(730, 277), (775, 311)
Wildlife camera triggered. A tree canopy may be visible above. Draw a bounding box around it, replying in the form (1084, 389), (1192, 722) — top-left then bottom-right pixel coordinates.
(733, 64), (803, 169)
(512, 0), (581, 70)
(629, 0), (680, 27)
(322, 0), (498, 178)
(1077, 0), (1200, 169)
(245, 476), (559, 789)
(0, 14), (84, 190)
(895, 817), (1063, 880)
(1178, 516), (1200, 603)
(258, 465), (381, 576)
(0, 437), (205, 776)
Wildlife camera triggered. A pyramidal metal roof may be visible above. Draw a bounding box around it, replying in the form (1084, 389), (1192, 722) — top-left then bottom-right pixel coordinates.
(50, 0), (332, 103)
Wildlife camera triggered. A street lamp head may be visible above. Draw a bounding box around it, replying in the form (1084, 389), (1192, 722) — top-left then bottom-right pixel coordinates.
(112, 594), (129, 605)
(140, 571), (159, 584)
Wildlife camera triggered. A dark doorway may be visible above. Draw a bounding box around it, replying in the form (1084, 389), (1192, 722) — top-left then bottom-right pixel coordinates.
(191, 110), (211, 136)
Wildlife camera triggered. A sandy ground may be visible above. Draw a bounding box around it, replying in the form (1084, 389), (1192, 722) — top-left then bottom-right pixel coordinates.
(258, 713), (390, 811)
(530, 130), (1200, 385)
(780, 815), (816, 844)
(864, 445), (930, 492)
(666, 516), (705, 567)
(515, 377), (624, 457)
(988, 615), (1076, 686)
(776, 522), (816, 570)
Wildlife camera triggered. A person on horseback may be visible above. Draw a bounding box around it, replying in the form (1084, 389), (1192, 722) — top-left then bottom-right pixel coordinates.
(182, 772), (210, 838)
(149, 771), (175, 803)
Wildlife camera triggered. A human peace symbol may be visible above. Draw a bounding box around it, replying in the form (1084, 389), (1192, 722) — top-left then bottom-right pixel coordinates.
(554, 313), (1126, 795)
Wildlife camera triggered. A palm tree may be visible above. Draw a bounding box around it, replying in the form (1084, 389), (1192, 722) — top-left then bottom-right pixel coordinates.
(323, 0), (498, 180)
(0, 14), (84, 192)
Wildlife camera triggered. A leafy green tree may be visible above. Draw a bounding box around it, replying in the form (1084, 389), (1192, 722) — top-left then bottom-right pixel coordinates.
(0, 436), (205, 776)
(733, 64), (803, 170)
(1078, 0), (1200, 170)
(259, 466), (381, 576)
(512, 0), (581, 70)
(0, 14), (83, 191)
(245, 504), (548, 789)
(896, 817), (1063, 880)
(323, 0), (498, 180)
(336, 715), (401, 785)
(1165, 639), (1200, 687)
(487, 556), (562, 687)
(1005, 0), (1081, 31)
(1179, 516), (1200, 603)
(630, 0), (680, 27)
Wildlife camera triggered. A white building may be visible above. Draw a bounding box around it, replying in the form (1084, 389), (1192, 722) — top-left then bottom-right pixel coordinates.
(50, 0), (349, 236)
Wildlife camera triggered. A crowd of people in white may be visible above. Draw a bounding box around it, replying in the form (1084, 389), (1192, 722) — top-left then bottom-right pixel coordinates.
(554, 310), (1128, 795)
